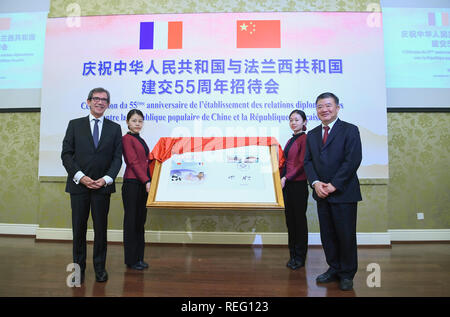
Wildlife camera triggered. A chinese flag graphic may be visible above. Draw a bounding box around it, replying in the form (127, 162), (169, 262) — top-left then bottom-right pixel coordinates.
(236, 20), (280, 48)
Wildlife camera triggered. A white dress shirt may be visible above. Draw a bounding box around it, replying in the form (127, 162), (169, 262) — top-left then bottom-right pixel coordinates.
(73, 114), (113, 186)
(312, 117), (339, 187)
(321, 117), (338, 138)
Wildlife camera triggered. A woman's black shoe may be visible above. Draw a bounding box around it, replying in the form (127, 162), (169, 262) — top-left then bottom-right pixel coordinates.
(138, 260), (149, 269)
(127, 263), (145, 270)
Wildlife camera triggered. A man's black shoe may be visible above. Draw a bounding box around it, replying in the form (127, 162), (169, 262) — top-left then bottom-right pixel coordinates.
(339, 278), (354, 291)
(316, 271), (338, 283)
(95, 270), (108, 282)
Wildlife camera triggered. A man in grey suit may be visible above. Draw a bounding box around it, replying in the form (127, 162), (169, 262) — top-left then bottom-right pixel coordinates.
(304, 92), (362, 291)
(61, 87), (122, 283)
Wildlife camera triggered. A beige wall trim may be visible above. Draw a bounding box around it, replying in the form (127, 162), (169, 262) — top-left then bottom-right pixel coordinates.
(5, 225), (449, 244)
(33, 227), (391, 245)
(147, 231), (392, 245)
(389, 229), (450, 241)
(0, 223), (39, 235)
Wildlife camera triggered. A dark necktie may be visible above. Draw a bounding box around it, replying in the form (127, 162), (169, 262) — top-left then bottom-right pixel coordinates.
(93, 119), (99, 148)
(322, 126), (330, 145)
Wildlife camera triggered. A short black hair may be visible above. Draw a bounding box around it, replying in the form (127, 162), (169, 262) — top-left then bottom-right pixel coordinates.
(87, 87), (110, 103)
(126, 109), (144, 121)
(315, 92), (339, 106)
(289, 109), (307, 122)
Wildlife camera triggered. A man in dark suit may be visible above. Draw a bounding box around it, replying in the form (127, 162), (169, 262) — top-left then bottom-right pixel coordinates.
(304, 92), (362, 291)
(61, 87), (122, 283)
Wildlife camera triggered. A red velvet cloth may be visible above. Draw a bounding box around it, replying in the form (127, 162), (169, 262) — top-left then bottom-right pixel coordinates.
(149, 137), (285, 175)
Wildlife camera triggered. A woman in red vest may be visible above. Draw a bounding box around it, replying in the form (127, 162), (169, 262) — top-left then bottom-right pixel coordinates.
(122, 109), (151, 270)
(280, 109), (309, 270)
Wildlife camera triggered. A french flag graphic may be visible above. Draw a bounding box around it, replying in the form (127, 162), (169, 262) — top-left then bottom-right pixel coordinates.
(139, 21), (183, 50)
(428, 12), (449, 26)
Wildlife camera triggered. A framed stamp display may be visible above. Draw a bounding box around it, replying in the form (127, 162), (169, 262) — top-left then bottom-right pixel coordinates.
(146, 137), (284, 210)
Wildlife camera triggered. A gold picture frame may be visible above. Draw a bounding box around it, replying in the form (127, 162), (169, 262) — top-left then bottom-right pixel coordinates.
(146, 144), (284, 210)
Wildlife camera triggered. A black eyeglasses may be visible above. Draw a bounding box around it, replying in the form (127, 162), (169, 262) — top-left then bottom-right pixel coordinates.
(90, 97), (109, 103)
